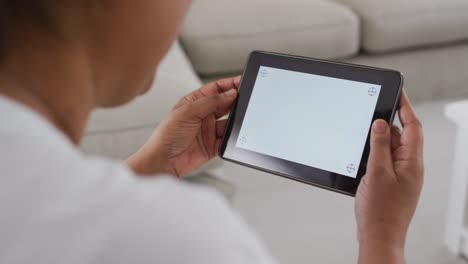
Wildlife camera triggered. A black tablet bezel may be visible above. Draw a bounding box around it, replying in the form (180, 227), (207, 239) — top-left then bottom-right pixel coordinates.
(219, 51), (403, 196)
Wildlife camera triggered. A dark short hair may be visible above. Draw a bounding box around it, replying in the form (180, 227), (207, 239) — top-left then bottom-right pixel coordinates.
(0, 1), (52, 59)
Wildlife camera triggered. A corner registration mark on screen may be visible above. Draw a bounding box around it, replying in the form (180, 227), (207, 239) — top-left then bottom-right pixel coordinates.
(236, 66), (381, 178)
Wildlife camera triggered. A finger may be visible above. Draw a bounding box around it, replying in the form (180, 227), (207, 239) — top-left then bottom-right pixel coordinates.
(174, 76), (241, 108)
(398, 90), (421, 129)
(391, 126), (402, 152)
(212, 88), (237, 119)
(215, 138), (223, 156)
(215, 119), (231, 155)
(214, 102), (235, 119)
(216, 119), (228, 138)
(180, 89), (238, 121)
(201, 111), (217, 153)
(216, 76), (241, 90)
(398, 90), (424, 157)
(367, 120), (393, 175)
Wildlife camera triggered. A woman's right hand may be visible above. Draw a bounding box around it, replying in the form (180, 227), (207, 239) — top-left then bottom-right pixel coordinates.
(355, 90), (424, 264)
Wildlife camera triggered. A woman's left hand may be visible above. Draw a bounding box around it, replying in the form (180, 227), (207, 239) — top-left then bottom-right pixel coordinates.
(126, 76), (240, 176)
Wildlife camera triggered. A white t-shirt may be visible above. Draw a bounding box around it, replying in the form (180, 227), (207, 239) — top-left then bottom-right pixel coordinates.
(0, 96), (276, 264)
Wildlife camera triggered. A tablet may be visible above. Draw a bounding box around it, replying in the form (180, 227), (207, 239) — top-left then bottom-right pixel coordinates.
(219, 51), (403, 196)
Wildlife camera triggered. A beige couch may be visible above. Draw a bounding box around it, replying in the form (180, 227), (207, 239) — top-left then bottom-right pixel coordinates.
(81, 0), (468, 178)
(182, 0), (468, 101)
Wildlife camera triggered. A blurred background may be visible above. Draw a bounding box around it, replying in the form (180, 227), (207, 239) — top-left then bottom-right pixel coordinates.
(81, 1), (468, 263)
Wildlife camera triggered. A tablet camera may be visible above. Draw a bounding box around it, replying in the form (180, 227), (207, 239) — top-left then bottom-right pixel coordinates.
(346, 164), (356, 173)
(368, 87), (377, 96)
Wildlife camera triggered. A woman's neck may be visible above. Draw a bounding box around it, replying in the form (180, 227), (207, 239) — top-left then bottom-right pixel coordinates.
(0, 33), (95, 145)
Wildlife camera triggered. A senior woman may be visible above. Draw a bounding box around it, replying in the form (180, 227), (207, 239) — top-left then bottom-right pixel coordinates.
(0, 1), (423, 263)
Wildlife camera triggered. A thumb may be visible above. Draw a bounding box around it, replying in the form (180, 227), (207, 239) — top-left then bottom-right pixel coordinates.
(367, 119), (393, 173)
(181, 89), (237, 120)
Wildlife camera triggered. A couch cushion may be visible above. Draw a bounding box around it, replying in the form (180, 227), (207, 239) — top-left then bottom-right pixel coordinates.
(336, 0), (468, 52)
(181, 0), (359, 76)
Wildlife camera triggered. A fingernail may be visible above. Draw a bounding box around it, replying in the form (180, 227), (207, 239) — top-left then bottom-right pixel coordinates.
(373, 120), (387, 133)
(225, 89), (237, 97)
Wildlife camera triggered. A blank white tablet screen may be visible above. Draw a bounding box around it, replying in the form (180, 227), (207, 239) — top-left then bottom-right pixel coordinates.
(236, 66), (381, 178)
